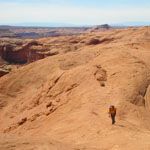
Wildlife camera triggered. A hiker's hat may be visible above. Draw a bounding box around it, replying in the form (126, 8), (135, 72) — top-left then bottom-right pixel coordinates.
(110, 105), (114, 108)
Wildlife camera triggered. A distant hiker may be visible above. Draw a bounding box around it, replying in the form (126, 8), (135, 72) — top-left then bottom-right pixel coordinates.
(108, 105), (117, 125)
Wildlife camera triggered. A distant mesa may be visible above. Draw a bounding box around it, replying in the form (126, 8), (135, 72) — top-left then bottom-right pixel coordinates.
(0, 25), (89, 39)
(88, 24), (112, 32)
(0, 24), (112, 39)
(0, 28), (20, 38)
(96, 24), (111, 29)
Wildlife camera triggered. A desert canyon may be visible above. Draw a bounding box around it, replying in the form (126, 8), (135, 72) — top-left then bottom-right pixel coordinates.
(1, 26), (150, 150)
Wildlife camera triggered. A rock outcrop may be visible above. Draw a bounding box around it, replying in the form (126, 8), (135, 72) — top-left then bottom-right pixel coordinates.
(0, 36), (83, 64)
(0, 39), (27, 63)
(0, 39), (47, 64)
(0, 44), (27, 63)
(88, 24), (112, 32)
(0, 69), (9, 77)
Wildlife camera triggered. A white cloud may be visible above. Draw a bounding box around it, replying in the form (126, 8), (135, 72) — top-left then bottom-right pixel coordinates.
(0, 2), (150, 24)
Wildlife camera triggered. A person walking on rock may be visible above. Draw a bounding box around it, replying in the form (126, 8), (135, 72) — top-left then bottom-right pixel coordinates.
(108, 105), (117, 125)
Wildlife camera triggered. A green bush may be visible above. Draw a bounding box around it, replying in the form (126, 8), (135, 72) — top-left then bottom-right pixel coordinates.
(100, 81), (105, 87)
(7, 67), (12, 72)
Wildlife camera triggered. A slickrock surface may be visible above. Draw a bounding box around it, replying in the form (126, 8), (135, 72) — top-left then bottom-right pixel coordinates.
(1, 27), (150, 150)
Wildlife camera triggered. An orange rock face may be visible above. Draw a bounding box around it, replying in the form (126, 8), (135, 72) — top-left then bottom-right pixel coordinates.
(1, 27), (150, 149)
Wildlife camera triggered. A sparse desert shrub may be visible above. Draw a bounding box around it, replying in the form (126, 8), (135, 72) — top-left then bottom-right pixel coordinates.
(35, 99), (40, 105)
(101, 69), (107, 73)
(100, 81), (105, 87)
(7, 67), (12, 72)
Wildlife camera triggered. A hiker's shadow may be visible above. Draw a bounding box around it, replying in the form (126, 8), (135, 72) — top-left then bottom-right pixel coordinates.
(116, 124), (126, 128)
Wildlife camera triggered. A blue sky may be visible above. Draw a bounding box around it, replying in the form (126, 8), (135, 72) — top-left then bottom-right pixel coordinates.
(0, 0), (150, 25)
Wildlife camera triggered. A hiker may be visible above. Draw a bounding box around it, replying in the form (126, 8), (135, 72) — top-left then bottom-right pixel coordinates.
(108, 105), (116, 125)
